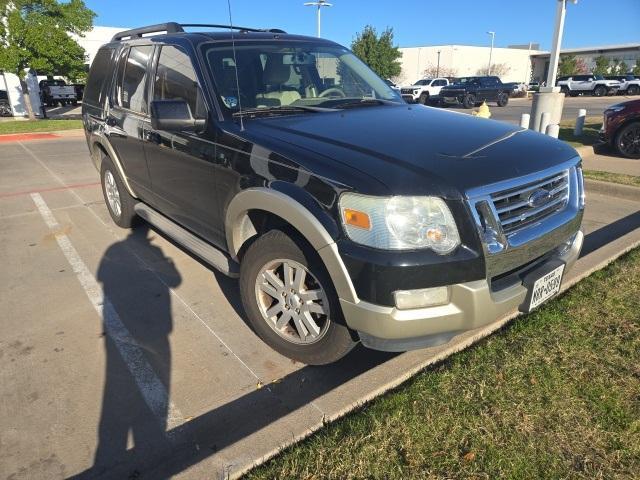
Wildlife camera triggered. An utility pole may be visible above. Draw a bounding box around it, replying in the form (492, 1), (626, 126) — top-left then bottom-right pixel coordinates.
(545, 0), (576, 89)
(304, 0), (332, 37)
(487, 31), (495, 75)
(437, 50), (441, 77)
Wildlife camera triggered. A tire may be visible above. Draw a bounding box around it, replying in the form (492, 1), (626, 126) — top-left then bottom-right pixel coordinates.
(0, 100), (11, 117)
(418, 92), (429, 105)
(614, 121), (640, 159)
(100, 155), (138, 228)
(627, 85), (639, 96)
(239, 230), (357, 365)
(560, 86), (569, 96)
(462, 93), (475, 109)
(496, 92), (509, 107)
(593, 85), (607, 97)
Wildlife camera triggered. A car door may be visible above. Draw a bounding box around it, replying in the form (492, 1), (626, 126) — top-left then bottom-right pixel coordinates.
(478, 77), (495, 101)
(143, 44), (223, 246)
(106, 45), (155, 197)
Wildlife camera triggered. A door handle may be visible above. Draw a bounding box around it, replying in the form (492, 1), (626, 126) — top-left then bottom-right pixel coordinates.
(144, 130), (161, 144)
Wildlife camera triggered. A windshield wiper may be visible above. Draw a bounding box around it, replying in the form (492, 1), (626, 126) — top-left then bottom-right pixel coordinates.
(331, 98), (398, 109)
(232, 105), (330, 118)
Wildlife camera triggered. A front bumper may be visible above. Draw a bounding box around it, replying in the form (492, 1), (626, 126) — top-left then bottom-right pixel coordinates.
(341, 229), (583, 352)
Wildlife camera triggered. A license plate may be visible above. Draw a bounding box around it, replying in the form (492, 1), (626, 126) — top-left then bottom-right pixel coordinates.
(527, 264), (565, 311)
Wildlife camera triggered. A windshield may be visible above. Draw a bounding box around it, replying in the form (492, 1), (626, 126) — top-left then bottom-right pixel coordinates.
(203, 41), (402, 112)
(414, 79), (430, 86)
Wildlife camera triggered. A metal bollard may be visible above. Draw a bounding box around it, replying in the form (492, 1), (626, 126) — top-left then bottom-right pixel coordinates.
(520, 113), (530, 129)
(574, 108), (586, 136)
(539, 112), (551, 134)
(546, 123), (560, 138)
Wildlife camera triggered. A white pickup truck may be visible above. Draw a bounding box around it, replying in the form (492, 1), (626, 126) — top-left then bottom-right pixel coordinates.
(400, 77), (450, 104)
(605, 75), (640, 96)
(556, 74), (620, 97)
(39, 79), (78, 106)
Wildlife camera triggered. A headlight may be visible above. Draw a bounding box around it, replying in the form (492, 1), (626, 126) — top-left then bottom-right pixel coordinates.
(339, 193), (461, 254)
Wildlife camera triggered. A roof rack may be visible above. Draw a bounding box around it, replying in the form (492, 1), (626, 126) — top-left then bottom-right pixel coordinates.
(111, 22), (286, 41)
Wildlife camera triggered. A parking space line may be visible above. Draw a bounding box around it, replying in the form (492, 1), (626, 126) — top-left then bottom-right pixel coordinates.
(30, 192), (184, 434)
(0, 181), (100, 199)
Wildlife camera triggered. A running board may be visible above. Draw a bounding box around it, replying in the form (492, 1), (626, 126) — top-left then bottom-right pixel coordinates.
(134, 203), (239, 277)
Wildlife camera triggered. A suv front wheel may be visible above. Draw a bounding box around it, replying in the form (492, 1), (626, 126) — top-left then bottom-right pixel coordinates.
(239, 229), (356, 365)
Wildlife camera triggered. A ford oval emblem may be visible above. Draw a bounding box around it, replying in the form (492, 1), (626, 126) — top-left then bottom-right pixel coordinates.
(528, 189), (551, 208)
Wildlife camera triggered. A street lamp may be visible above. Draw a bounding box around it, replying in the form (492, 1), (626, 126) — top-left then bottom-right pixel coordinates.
(486, 31), (495, 75)
(545, 0), (578, 91)
(304, 0), (332, 38)
(437, 50), (441, 77)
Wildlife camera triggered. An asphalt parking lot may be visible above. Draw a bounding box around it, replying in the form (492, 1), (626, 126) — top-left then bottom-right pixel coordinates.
(446, 94), (634, 124)
(1, 134), (639, 479)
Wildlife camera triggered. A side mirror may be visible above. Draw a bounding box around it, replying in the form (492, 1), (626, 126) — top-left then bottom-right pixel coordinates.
(150, 100), (206, 132)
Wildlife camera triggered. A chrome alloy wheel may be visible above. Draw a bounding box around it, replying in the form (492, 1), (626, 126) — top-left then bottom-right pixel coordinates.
(103, 170), (122, 218)
(255, 259), (330, 345)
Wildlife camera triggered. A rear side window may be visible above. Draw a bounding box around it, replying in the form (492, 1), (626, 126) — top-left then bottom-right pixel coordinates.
(119, 45), (153, 113)
(153, 45), (205, 117)
(84, 48), (113, 107)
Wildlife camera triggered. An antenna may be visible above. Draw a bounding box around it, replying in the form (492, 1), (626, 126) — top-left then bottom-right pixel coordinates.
(226, 0), (244, 130)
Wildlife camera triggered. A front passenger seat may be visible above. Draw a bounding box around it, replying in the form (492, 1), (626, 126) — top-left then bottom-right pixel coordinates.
(256, 55), (301, 107)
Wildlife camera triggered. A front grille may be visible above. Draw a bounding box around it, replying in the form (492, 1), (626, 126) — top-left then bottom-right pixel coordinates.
(490, 170), (570, 235)
(401, 88), (415, 95)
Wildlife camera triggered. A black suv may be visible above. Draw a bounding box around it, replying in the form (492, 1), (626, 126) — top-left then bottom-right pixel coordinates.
(439, 76), (510, 108)
(82, 23), (585, 364)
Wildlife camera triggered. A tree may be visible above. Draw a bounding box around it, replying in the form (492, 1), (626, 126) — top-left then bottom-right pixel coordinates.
(422, 63), (457, 79)
(575, 58), (589, 74)
(476, 62), (510, 77)
(592, 55), (610, 75)
(351, 25), (402, 79)
(633, 59), (640, 76)
(0, 0), (95, 118)
(616, 60), (629, 75)
(558, 55), (577, 76)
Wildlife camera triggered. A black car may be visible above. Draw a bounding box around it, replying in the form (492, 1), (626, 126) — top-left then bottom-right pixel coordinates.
(0, 89), (11, 116)
(439, 76), (511, 108)
(82, 22), (585, 364)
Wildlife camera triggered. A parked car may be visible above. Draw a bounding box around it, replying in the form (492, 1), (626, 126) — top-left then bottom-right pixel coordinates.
(0, 89), (11, 116)
(71, 83), (86, 101)
(400, 78), (450, 104)
(605, 75), (640, 96)
(528, 81), (540, 92)
(39, 79), (77, 106)
(439, 76), (511, 108)
(599, 99), (640, 159)
(82, 22), (585, 364)
(556, 74), (620, 97)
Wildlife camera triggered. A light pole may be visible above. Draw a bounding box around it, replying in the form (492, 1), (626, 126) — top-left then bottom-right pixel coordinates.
(486, 31), (495, 75)
(545, 0), (577, 90)
(304, 0), (332, 38)
(437, 50), (441, 77)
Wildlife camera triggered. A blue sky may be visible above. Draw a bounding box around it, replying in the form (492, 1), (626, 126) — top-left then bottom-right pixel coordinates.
(85, 0), (639, 51)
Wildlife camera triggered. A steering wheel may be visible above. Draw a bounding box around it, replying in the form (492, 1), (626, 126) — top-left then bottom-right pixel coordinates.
(319, 87), (346, 98)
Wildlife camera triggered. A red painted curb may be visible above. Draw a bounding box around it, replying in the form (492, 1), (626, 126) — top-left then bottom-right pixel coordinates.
(0, 132), (60, 143)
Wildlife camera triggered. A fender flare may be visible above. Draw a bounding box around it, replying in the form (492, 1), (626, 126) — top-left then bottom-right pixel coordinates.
(225, 187), (358, 303)
(89, 133), (138, 198)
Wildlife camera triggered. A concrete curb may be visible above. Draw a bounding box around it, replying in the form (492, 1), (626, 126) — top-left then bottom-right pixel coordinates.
(585, 178), (640, 201)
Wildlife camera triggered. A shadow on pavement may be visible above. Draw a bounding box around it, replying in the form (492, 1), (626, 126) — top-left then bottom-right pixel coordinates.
(69, 224), (396, 479)
(581, 210), (640, 257)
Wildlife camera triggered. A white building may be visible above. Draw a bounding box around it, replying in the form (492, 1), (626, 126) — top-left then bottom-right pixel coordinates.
(72, 26), (128, 65)
(398, 44), (545, 86)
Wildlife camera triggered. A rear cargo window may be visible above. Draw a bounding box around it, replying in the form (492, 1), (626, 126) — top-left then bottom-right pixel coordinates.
(84, 48), (113, 107)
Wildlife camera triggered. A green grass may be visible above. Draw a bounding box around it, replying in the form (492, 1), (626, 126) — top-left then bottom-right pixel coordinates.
(584, 170), (640, 188)
(558, 116), (602, 148)
(247, 248), (640, 480)
(0, 119), (83, 134)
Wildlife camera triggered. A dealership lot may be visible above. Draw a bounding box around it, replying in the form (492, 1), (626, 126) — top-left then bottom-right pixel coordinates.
(1, 135), (639, 479)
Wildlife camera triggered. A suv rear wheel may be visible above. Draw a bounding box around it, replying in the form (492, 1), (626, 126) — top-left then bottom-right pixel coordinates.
(496, 92), (509, 107)
(593, 85), (607, 97)
(100, 154), (138, 228)
(239, 229), (356, 365)
(627, 85), (639, 95)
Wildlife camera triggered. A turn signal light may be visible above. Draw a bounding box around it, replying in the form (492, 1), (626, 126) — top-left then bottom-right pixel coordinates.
(343, 208), (371, 230)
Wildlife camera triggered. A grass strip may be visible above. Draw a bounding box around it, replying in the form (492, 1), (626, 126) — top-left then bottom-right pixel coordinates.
(248, 248), (640, 480)
(0, 119), (83, 135)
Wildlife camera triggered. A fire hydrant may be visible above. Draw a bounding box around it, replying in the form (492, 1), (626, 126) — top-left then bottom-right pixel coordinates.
(473, 102), (491, 119)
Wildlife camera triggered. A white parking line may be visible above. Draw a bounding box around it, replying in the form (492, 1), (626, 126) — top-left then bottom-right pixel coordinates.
(31, 192), (184, 434)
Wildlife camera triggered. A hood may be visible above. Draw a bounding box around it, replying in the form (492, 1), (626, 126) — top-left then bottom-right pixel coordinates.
(243, 104), (579, 197)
